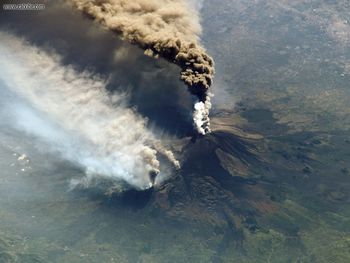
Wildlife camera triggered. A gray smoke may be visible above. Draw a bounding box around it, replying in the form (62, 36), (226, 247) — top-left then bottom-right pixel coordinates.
(0, 31), (179, 190)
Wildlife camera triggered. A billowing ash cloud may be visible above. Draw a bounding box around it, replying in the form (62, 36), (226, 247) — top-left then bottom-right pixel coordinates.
(70, 0), (215, 135)
(0, 31), (179, 190)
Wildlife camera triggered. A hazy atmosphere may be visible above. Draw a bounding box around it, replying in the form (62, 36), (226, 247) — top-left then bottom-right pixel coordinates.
(0, 0), (349, 262)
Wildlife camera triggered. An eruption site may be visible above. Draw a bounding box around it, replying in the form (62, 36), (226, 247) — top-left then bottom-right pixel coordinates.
(71, 0), (215, 135)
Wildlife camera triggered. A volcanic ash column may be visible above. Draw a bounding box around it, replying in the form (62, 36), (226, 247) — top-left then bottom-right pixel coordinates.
(70, 0), (215, 134)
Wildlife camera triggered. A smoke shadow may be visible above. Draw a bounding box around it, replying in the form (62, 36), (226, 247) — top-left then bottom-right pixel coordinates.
(182, 131), (261, 191)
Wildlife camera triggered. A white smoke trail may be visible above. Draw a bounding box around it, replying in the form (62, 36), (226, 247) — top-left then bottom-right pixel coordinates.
(0, 31), (178, 190)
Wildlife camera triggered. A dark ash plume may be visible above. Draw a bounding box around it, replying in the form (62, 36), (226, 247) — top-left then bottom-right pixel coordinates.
(70, 0), (215, 134)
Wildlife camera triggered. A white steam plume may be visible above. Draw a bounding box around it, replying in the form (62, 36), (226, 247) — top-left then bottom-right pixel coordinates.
(193, 97), (212, 135)
(0, 31), (179, 190)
